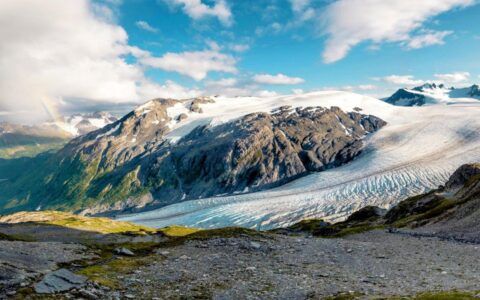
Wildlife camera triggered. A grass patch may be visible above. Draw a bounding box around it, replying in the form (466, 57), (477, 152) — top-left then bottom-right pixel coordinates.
(0, 211), (157, 235)
(323, 292), (363, 300)
(159, 227), (264, 248)
(158, 225), (201, 237)
(77, 257), (150, 288)
(325, 225), (385, 238)
(411, 291), (479, 300)
(287, 219), (328, 232)
(391, 198), (459, 228)
(388, 290), (480, 300)
(0, 232), (17, 241)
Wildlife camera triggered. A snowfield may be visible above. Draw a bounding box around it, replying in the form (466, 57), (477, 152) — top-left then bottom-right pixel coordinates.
(119, 91), (480, 230)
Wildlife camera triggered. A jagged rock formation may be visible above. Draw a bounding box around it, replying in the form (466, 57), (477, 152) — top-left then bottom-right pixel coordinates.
(164, 106), (386, 198)
(0, 97), (386, 215)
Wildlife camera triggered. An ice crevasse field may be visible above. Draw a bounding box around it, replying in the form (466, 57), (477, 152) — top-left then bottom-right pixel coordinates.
(119, 91), (480, 230)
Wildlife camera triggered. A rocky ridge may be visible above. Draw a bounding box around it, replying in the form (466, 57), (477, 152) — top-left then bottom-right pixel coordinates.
(0, 97), (386, 216)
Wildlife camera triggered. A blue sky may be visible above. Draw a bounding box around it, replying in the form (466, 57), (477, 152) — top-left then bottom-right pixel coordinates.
(0, 0), (479, 122)
(116, 0), (480, 96)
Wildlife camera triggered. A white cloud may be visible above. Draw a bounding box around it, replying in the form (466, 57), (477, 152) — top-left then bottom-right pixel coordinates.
(253, 73), (305, 85)
(289, 0), (315, 22)
(321, 0), (474, 63)
(406, 30), (452, 49)
(139, 47), (237, 81)
(206, 78), (238, 88)
(375, 75), (425, 86)
(292, 88), (304, 94)
(434, 72), (471, 84)
(0, 0), (198, 123)
(165, 0), (232, 26)
(135, 20), (158, 32)
(229, 43), (250, 52)
(290, 0), (310, 12)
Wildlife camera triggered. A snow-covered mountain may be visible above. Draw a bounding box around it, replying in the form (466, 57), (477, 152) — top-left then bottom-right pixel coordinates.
(49, 111), (118, 136)
(384, 83), (480, 106)
(0, 112), (118, 158)
(119, 91), (480, 229)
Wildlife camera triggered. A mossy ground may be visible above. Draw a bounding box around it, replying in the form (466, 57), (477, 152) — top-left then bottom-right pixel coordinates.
(158, 225), (201, 237)
(77, 256), (153, 288)
(389, 290), (480, 300)
(325, 290), (480, 300)
(0, 211), (157, 234)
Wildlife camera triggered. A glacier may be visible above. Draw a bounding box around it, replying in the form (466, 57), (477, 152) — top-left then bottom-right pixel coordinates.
(118, 91), (480, 230)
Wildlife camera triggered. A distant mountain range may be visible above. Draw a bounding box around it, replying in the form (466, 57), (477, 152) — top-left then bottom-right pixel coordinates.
(0, 112), (117, 158)
(384, 83), (480, 106)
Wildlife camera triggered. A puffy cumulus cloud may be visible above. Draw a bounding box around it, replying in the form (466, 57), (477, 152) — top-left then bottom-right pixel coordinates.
(0, 0), (196, 123)
(164, 0), (232, 26)
(253, 73), (305, 85)
(321, 0), (475, 63)
(374, 75), (425, 86)
(135, 20), (158, 32)
(434, 72), (471, 84)
(138, 44), (237, 81)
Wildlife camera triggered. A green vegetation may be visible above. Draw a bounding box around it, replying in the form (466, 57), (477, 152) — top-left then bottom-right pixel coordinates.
(409, 291), (480, 300)
(0, 211), (157, 235)
(387, 290), (480, 300)
(285, 206), (386, 238)
(77, 256), (151, 288)
(324, 292), (363, 300)
(0, 142), (65, 159)
(158, 225), (201, 237)
(324, 290), (480, 300)
(388, 196), (459, 228)
(0, 232), (17, 241)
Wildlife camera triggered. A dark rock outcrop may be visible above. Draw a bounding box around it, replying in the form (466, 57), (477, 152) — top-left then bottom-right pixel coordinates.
(164, 106), (386, 198)
(384, 89), (426, 106)
(445, 163), (480, 190)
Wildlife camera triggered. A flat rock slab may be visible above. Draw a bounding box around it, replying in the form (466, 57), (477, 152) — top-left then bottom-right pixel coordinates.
(34, 269), (87, 294)
(0, 241), (93, 291)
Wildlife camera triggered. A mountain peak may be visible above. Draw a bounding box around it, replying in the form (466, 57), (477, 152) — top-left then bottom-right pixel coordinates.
(385, 83), (480, 106)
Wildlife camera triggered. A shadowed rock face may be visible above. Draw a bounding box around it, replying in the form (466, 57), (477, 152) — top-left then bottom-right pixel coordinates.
(384, 89), (426, 106)
(445, 163), (480, 190)
(165, 106), (386, 198)
(0, 98), (386, 216)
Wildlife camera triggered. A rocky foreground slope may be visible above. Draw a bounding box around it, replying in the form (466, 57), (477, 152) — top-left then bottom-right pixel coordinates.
(0, 96), (385, 216)
(1, 163), (480, 299)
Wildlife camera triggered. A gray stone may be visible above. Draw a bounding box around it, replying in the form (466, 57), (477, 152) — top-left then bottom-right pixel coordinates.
(114, 247), (135, 256)
(250, 242), (261, 249)
(34, 269), (87, 294)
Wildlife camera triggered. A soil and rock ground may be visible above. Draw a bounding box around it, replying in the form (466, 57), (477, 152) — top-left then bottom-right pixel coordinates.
(1, 221), (480, 299)
(1, 163), (480, 299)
